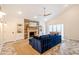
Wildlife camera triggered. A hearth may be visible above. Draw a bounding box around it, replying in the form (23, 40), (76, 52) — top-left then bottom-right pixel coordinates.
(29, 32), (34, 37)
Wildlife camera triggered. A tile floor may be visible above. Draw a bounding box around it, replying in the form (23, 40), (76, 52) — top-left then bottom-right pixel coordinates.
(0, 39), (79, 55)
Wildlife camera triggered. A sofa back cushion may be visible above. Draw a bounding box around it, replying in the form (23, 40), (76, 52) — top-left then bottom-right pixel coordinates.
(33, 36), (39, 39)
(50, 32), (59, 35)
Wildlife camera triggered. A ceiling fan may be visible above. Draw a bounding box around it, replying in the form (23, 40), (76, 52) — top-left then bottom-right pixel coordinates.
(33, 7), (52, 20)
(40, 7), (52, 17)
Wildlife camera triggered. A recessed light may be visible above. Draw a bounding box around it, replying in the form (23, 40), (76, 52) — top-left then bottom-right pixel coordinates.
(33, 16), (38, 18)
(17, 11), (22, 15)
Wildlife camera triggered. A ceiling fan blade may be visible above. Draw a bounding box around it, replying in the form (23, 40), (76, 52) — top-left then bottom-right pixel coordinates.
(44, 13), (52, 16)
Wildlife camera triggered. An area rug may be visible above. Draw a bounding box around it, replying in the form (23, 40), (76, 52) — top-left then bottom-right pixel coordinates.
(0, 39), (61, 55)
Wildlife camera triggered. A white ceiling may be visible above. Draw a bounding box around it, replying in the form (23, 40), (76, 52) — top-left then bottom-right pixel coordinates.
(1, 4), (68, 21)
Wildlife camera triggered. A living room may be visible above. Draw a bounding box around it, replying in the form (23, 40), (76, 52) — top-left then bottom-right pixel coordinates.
(0, 4), (79, 55)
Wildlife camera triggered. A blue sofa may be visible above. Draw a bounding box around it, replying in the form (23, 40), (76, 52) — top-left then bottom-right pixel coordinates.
(29, 34), (61, 53)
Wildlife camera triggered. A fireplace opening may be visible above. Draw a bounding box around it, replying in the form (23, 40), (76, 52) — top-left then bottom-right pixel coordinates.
(29, 32), (35, 37)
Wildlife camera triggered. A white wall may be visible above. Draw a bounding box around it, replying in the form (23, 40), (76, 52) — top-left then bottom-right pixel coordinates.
(46, 5), (79, 40)
(39, 21), (46, 35)
(0, 15), (24, 44)
(0, 15), (46, 44)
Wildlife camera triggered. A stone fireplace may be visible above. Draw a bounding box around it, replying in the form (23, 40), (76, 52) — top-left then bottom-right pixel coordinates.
(24, 19), (39, 39)
(28, 27), (39, 38)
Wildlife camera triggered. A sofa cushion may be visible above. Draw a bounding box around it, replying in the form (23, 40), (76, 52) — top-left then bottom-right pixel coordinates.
(29, 34), (61, 53)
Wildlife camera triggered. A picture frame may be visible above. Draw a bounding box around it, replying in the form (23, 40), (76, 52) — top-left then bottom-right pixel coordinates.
(17, 24), (22, 33)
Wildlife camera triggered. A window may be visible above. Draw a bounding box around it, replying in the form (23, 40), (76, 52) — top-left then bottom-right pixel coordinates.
(48, 25), (53, 32)
(52, 25), (57, 32)
(48, 24), (64, 40)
